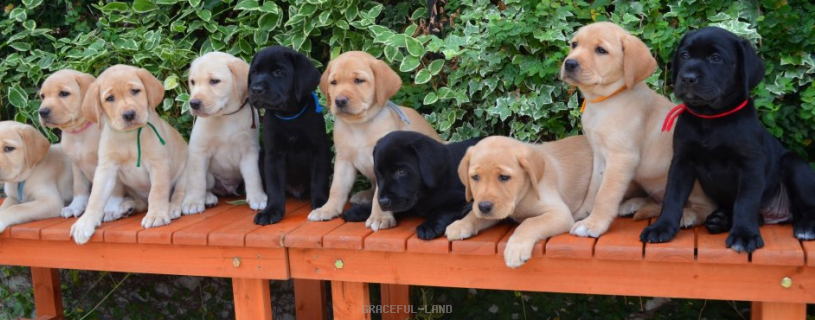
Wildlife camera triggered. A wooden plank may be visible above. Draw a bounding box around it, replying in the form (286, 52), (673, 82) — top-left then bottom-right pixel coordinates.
(30, 267), (63, 320)
(331, 281), (371, 320)
(9, 218), (68, 240)
(138, 201), (240, 244)
(208, 201), (310, 247)
(0, 239), (288, 279)
(406, 233), (450, 254)
(289, 248), (815, 304)
(232, 278), (272, 320)
(645, 227), (696, 263)
(245, 206), (311, 248)
(283, 218), (345, 249)
(545, 233), (595, 260)
(751, 301), (806, 320)
(293, 279), (327, 320)
(594, 218), (647, 261)
(752, 225), (804, 266)
(451, 223), (512, 255)
(40, 219), (77, 241)
(323, 222), (374, 250)
(363, 217), (423, 252)
(172, 206), (253, 246)
(381, 284), (411, 320)
(802, 240), (815, 267)
(697, 229), (748, 265)
(102, 213), (148, 243)
(496, 226), (544, 258)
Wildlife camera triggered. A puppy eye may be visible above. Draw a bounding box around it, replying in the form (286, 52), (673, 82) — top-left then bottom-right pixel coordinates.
(59, 91), (70, 97)
(330, 80), (337, 85)
(210, 79), (221, 85)
(131, 89), (141, 95)
(498, 175), (511, 182)
(40, 94), (45, 99)
(354, 78), (366, 84)
(680, 51), (690, 60)
(471, 174), (480, 181)
(710, 54), (722, 63)
(3, 146), (15, 152)
(190, 80), (196, 86)
(395, 168), (407, 177)
(595, 47), (607, 54)
(272, 70), (283, 77)
(106, 95), (115, 102)
(571, 41), (577, 49)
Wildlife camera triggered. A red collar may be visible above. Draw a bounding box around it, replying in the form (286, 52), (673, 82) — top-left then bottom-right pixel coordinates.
(661, 99), (749, 132)
(66, 121), (94, 134)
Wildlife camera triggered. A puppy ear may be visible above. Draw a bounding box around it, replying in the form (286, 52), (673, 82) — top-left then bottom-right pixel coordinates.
(18, 125), (50, 169)
(74, 73), (96, 104)
(229, 58), (250, 103)
(135, 68), (165, 108)
(622, 34), (657, 89)
(412, 138), (450, 189)
(738, 39), (764, 95)
(517, 149), (544, 200)
(319, 60), (333, 108)
(291, 52), (321, 104)
(457, 148), (473, 202)
(371, 58), (402, 107)
(81, 80), (103, 127)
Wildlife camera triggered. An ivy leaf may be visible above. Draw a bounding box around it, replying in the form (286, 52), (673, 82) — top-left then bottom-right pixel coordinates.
(427, 59), (444, 75)
(227, 199), (248, 205)
(235, 0), (260, 11)
(132, 0), (159, 13)
(258, 2), (278, 14)
(8, 85), (28, 108)
(299, 4), (317, 16)
(258, 13), (279, 31)
(423, 92), (438, 105)
(405, 37), (424, 57)
(22, 20), (35, 30)
(164, 75), (179, 90)
(400, 56), (421, 72)
(335, 20), (349, 30)
(188, 0), (201, 7)
(197, 9), (212, 22)
(414, 69), (432, 84)
(9, 8), (27, 22)
(9, 42), (31, 51)
(317, 11), (332, 26)
(156, 0), (179, 4)
(345, 5), (358, 21)
(22, 0), (43, 9)
(366, 4), (383, 20)
(384, 45), (399, 62)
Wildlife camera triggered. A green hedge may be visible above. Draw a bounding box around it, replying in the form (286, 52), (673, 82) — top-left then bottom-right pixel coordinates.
(1, 0), (813, 162)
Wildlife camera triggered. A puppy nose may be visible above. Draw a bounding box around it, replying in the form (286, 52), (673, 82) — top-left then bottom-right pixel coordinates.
(335, 97), (349, 109)
(38, 108), (51, 118)
(564, 59), (579, 72)
(378, 197), (391, 207)
(681, 72), (699, 84)
(478, 201), (494, 214)
(189, 99), (202, 110)
(250, 86), (265, 94)
(122, 110), (136, 122)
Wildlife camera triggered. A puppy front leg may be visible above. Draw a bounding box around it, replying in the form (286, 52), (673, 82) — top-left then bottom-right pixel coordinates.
(571, 152), (639, 237)
(71, 165), (118, 244)
(142, 163), (174, 228)
(308, 159), (356, 221)
(640, 153), (696, 243)
(782, 153), (815, 240)
(365, 188), (396, 231)
(240, 148), (267, 211)
(63, 163), (91, 218)
(182, 149), (211, 215)
(255, 151), (286, 225)
(726, 165), (766, 253)
(309, 145), (331, 209)
(505, 202), (574, 268)
(445, 209), (500, 240)
(0, 197), (63, 234)
(416, 204), (467, 240)
(574, 155), (603, 220)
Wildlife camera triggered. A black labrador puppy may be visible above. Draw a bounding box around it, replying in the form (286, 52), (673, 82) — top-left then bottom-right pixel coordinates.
(640, 27), (815, 252)
(248, 46), (331, 225)
(343, 131), (481, 239)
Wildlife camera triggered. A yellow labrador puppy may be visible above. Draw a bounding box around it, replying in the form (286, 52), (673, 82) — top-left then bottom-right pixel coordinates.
(446, 135), (593, 268)
(308, 51), (441, 231)
(0, 121), (72, 233)
(182, 52), (266, 214)
(71, 65), (188, 244)
(561, 22), (715, 237)
(38, 70), (145, 221)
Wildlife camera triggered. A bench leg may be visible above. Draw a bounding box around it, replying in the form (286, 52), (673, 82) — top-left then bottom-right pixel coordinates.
(331, 281), (371, 320)
(381, 284), (411, 320)
(31, 267), (64, 320)
(232, 278), (272, 320)
(751, 301), (806, 320)
(294, 279), (327, 320)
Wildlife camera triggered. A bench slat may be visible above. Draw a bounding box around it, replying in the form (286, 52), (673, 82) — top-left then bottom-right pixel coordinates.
(450, 223), (512, 255)
(245, 204), (312, 248)
(171, 205), (253, 246)
(8, 218), (68, 240)
(323, 222), (373, 250)
(697, 229), (748, 264)
(645, 226), (696, 263)
(803, 240), (815, 267)
(363, 217), (423, 252)
(138, 201), (239, 244)
(284, 217), (345, 248)
(39, 218), (78, 241)
(545, 233), (596, 260)
(207, 201), (308, 247)
(407, 233), (450, 254)
(496, 226), (544, 258)
(752, 224), (804, 266)
(594, 218), (647, 261)
(102, 213), (150, 243)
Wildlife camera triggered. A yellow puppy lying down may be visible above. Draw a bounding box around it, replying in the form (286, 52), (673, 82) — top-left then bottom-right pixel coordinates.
(446, 136), (593, 268)
(0, 121), (72, 233)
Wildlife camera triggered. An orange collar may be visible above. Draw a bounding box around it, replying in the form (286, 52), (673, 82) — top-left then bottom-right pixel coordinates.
(579, 85), (628, 113)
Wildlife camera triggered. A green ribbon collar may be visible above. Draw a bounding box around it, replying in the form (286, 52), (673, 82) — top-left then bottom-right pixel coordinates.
(136, 122), (166, 167)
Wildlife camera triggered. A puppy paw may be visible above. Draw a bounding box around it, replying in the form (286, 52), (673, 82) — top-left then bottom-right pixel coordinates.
(350, 189), (374, 204)
(247, 192), (267, 211)
(445, 220), (477, 240)
(679, 210), (699, 228)
(640, 221), (679, 243)
(632, 203), (662, 221)
(307, 207), (341, 221)
(254, 206), (284, 225)
(366, 212), (396, 231)
(182, 198), (207, 215)
(503, 237), (535, 268)
(62, 195), (89, 218)
(570, 217), (610, 238)
(205, 192), (219, 207)
(342, 204), (372, 222)
(619, 197), (648, 217)
(794, 217), (815, 240)
(71, 216), (101, 245)
(142, 210), (172, 229)
(726, 227), (764, 253)
(704, 209), (731, 234)
(103, 197), (134, 222)
(416, 220), (447, 240)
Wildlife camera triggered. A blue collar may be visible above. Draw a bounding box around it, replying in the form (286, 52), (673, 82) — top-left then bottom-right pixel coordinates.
(274, 92), (322, 121)
(17, 180), (25, 202)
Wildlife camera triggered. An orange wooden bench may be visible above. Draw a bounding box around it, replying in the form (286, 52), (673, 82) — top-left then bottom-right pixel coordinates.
(1, 199), (813, 320)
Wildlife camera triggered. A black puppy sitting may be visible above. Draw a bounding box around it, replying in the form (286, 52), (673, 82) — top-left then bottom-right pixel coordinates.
(248, 46), (331, 225)
(640, 27), (815, 252)
(343, 131), (481, 239)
